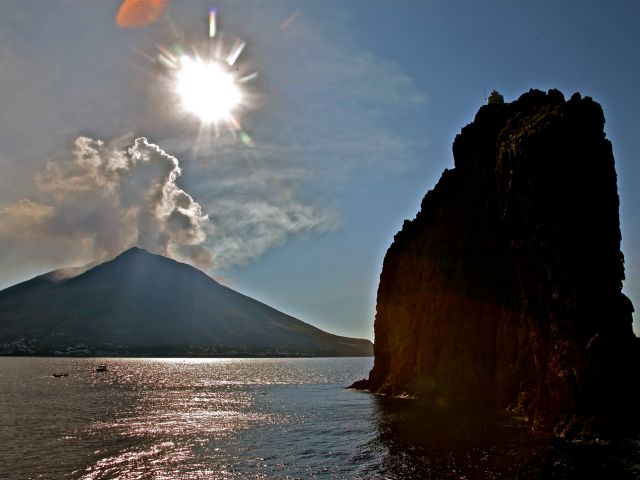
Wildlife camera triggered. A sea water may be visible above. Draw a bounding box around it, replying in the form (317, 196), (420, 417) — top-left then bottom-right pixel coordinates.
(1, 357), (638, 479)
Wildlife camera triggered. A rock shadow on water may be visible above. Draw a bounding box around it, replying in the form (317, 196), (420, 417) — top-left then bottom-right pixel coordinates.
(368, 395), (640, 479)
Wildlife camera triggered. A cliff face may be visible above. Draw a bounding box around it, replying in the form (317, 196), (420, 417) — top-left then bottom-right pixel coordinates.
(358, 89), (638, 434)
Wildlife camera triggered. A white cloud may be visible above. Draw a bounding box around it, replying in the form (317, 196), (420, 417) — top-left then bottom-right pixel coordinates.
(0, 2), (426, 285)
(0, 136), (336, 280)
(208, 197), (336, 270)
(0, 137), (211, 275)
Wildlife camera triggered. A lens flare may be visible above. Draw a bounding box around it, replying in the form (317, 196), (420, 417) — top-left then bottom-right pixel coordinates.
(175, 56), (242, 124)
(209, 8), (218, 39)
(116, 0), (168, 28)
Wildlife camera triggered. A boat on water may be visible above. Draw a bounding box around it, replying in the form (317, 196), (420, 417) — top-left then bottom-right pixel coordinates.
(52, 372), (68, 378)
(95, 364), (107, 372)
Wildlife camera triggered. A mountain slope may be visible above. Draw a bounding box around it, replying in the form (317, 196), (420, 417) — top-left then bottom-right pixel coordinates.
(0, 248), (372, 357)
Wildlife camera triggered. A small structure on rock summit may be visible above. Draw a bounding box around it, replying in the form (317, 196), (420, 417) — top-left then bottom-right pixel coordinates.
(488, 90), (504, 104)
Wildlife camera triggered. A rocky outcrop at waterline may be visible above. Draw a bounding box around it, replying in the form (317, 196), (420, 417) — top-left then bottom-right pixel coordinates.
(352, 89), (639, 436)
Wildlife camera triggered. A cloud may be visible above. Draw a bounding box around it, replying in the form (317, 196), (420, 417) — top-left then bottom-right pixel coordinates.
(144, 11), (429, 273)
(0, 136), (335, 282)
(208, 197), (336, 270)
(0, 2), (424, 287)
(0, 137), (211, 275)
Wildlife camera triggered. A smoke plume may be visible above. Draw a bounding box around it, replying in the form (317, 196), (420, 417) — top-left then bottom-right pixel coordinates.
(0, 136), (335, 284)
(0, 137), (212, 275)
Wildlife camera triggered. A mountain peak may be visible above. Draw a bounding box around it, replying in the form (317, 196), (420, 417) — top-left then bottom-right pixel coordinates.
(118, 246), (153, 257)
(107, 247), (186, 270)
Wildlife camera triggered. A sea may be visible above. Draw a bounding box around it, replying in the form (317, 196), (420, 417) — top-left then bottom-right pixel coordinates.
(1, 357), (639, 480)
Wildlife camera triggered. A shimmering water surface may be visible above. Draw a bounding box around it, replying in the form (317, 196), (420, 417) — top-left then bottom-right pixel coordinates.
(1, 357), (639, 479)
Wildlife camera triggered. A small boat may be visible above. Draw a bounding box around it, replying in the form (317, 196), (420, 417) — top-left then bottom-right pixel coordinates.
(52, 372), (68, 378)
(95, 364), (107, 372)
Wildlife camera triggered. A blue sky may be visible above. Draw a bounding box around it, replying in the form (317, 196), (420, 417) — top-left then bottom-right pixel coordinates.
(0, 1), (638, 340)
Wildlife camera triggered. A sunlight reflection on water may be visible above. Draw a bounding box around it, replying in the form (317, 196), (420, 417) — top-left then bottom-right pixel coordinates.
(1, 357), (638, 479)
(1, 358), (376, 479)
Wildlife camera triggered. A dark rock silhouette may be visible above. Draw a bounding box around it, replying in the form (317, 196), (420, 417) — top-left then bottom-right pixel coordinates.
(0, 247), (373, 357)
(352, 89), (638, 436)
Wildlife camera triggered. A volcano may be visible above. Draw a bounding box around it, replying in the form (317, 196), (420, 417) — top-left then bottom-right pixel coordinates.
(0, 247), (372, 357)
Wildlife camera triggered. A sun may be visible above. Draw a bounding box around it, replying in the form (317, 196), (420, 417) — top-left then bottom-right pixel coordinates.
(175, 55), (243, 124)
(143, 7), (258, 144)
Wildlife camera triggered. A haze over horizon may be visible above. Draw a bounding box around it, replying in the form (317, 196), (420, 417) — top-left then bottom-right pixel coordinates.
(1, 1), (639, 341)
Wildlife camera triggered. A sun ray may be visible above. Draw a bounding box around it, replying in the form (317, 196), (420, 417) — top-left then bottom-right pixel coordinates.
(208, 8), (217, 38)
(238, 72), (259, 83)
(225, 40), (246, 67)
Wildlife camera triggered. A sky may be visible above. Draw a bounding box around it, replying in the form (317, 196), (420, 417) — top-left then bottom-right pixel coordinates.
(0, 1), (638, 340)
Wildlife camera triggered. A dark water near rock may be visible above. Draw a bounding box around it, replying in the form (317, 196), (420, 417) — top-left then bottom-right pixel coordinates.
(1, 357), (638, 479)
